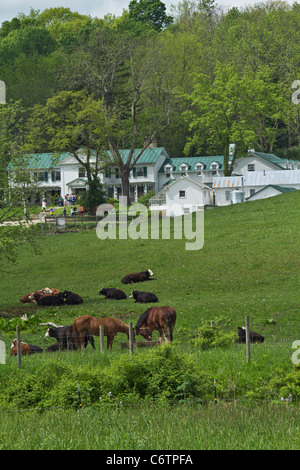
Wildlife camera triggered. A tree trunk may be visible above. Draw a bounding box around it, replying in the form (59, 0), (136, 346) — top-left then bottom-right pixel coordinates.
(120, 169), (131, 205)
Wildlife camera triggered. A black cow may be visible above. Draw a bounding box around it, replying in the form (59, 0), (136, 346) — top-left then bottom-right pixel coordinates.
(37, 292), (64, 307)
(121, 269), (154, 284)
(45, 325), (95, 350)
(28, 345), (43, 353)
(62, 290), (83, 305)
(237, 326), (264, 343)
(129, 290), (158, 303)
(46, 343), (60, 352)
(99, 288), (127, 300)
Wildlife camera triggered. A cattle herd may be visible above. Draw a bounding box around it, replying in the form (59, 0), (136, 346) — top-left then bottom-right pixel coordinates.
(12, 268), (264, 356)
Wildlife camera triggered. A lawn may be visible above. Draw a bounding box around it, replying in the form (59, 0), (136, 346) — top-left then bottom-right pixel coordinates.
(0, 192), (300, 449)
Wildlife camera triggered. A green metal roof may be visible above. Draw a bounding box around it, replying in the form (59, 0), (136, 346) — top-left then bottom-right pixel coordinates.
(158, 155), (232, 173)
(7, 152), (70, 170)
(106, 147), (169, 165)
(251, 152), (286, 168)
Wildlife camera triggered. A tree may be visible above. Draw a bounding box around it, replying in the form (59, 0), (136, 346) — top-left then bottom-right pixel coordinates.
(182, 62), (285, 174)
(28, 89), (116, 184)
(56, 28), (172, 203)
(0, 101), (40, 266)
(128, 0), (173, 31)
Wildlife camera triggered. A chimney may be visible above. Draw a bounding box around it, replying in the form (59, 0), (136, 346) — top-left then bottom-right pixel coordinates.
(144, 138), (158, 148)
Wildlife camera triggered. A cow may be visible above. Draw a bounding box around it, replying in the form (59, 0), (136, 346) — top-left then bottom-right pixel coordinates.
(98, 288), (127, 300)
(63, 290), (83, 305)
(237, 326), (265, 343)
(10, 339), (43, 354)
(20, 287), (54, 303)
(121, 269), (154, 284)
(129, 290), (158, 303)
(46, 343), (60, 352)
(37, 292), (65, 307)
(45, 325), (95, 350)
(10, 339), (32, 356)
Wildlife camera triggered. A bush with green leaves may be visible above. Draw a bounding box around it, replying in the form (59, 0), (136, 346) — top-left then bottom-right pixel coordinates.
(0, 345), (212, 410)
(190, 319), (236, 351)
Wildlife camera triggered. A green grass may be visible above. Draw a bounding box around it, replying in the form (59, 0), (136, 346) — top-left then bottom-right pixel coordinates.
(0, 192), (300, 449)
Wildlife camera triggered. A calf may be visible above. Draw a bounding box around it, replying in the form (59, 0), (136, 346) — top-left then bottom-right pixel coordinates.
(63, 290), (83, 305)
(37, 292), (65, 307)
(121, 269), (154, 284)
(129, 290), (158, 303)
(99, 288), (127, 300)
(10, 339), (32, 356)
(237, 326), (264, 343)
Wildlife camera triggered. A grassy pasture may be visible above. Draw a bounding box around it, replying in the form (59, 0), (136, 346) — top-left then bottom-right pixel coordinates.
(0, 191), (300, 449)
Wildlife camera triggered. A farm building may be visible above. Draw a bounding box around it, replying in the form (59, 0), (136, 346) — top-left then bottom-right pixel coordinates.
(148, 176), (214, 216)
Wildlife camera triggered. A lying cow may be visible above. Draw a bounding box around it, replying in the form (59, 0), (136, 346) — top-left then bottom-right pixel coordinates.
(237, 326), (265, 343)
(20, 287), (53, 304)
(99, 288), (127, 300)
(63, 290), (83, 305)
(129, 290), (158, 303)
(10, 339), (43, 354)
(10, 339), (32, 356)
(37, 292), (65, 307)
(121, 269), (154, 284)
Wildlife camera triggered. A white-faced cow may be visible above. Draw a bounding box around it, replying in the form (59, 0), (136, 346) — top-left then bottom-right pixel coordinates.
(121, 269), (154, 284)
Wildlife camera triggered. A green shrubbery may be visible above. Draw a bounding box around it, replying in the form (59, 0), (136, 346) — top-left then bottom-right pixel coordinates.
(0, 345), (212, 410)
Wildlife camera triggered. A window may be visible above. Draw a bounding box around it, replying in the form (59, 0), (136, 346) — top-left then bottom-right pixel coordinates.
(250, 189), (255, 197)
(180, 164), (188, 176)
(165, 165), (172, 178)
(248, 164), (255, 171)
(225, 191), (231, 201)
(51, 170), (61, 182)
(34, 171), (48, 182)
(195, 164), (204, 176)
(78, 167), (86, 178)
(133, 166), (147, 177)
(211, 163), (218, 175)
(183, 207), (190, 214)
(179, 190), (186, 198)
(105, 167), (111, 178)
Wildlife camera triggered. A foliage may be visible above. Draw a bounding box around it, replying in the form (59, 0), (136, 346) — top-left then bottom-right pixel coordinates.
(128, 0), (173, 31)
(0, 315), (42, 332)
(190, 319), (236, 350)
(79, 178), (107, 212)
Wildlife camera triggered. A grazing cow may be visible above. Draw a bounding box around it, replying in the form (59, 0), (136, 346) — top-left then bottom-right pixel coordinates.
(121, 269), (154, 284)
(237, 326), (264, 343)
(37, 292), (65, 307)
(72, 315), (135, 350)
(10, 339), (32, 356)
(135, 306), (176, 343)
(99, 288), (127, 300)
(129, 290), (158, 303)
(63, 290), (83, 305)
(28, 345), (43, 353)
(45, 325), (95, 350)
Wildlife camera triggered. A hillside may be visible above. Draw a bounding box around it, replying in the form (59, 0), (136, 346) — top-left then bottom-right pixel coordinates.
(1, 191), (299, 338)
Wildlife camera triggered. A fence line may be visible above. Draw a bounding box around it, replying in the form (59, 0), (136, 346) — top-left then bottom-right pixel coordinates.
(1, 316), (300, 368)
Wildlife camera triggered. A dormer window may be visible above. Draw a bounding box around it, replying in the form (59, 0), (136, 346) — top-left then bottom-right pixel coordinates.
(210, 162), (219, 175)
(195, 163), (204, 176)
(180, 164), (188, 176)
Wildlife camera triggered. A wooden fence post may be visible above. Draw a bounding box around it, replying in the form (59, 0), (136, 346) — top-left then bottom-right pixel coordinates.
(245, 315), (251, 363)
(99, 324), (104, 352)
(16, 325), (21, 369)
(129, 321), (134, 355)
